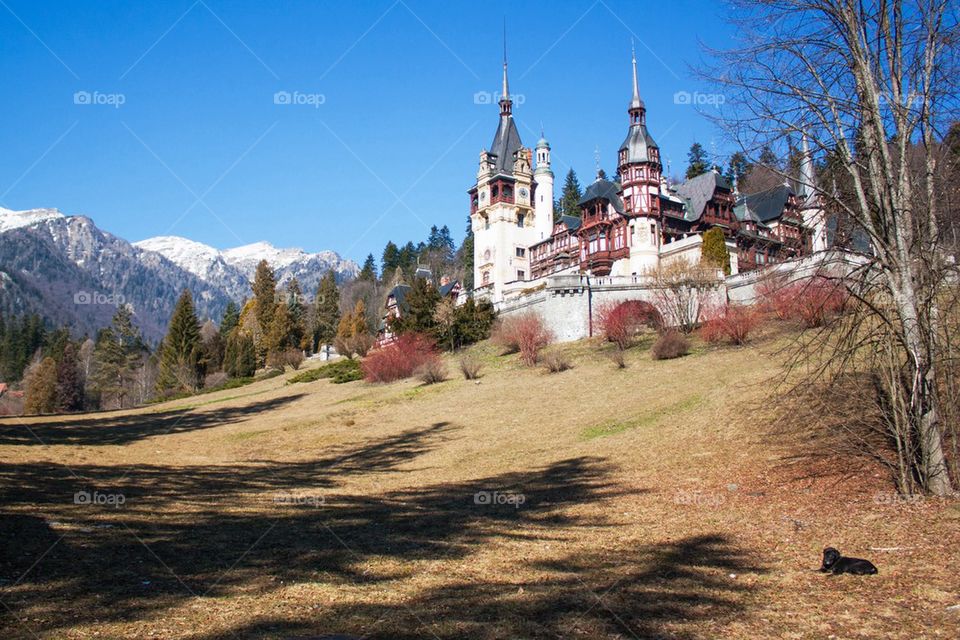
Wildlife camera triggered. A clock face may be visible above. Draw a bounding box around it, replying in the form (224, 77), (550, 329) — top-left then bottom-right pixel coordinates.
(519, 188), (528, 198)
(480, 191), (487, 201)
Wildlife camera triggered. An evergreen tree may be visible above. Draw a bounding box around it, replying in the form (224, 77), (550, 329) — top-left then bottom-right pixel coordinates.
(686, 142), (709, 178)
(358, 254), (377, 282)
(701, 227), (731, 275)
(252, 260), (277, 334)
(381, 241), (400, 276)
(285, 278), (306, 350)
(313, 271), (341, 350)
(725, 151), (750, 187)
(24, 357), (58, 415)
(220, 301), (240, 335)
(157, 290), (204, 393)
(224, 332), (256, 378)
(460, 213), (475, 291)
(92, 307), (144, 409)
(265, 301), (296, 354)
(389, 277), (441, 335)
(560, 169), (583, 218)
(398, 241), (418, 274)
(55, 342), (85, 412)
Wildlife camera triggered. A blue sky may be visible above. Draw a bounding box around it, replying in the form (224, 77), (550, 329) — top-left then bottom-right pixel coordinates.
(0, 0), (738, 264)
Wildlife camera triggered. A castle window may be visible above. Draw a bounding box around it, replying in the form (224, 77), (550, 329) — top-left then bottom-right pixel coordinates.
(482, 270), (490, 284)
(517, 270), (525, 280)
(516, 247), (525, 257)
(491, 185), (499, 198)
(517, 213), (525, 228)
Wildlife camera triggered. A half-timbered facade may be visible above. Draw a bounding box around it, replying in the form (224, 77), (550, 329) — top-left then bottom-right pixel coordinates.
(471, 48), (827, 302)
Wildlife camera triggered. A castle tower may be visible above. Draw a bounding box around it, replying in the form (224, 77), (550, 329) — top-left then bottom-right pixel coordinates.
(617, 47), (663, 274)
(469, 46), (537, 300)
(534, 133), (554, 240)
(799, 135), (828, 252)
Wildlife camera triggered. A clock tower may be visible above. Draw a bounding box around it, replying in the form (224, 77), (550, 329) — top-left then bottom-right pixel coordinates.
(469, 52), (539, 300)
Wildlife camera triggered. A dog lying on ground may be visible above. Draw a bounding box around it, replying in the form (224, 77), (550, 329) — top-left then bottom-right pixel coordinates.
(820, 547), (878, 575)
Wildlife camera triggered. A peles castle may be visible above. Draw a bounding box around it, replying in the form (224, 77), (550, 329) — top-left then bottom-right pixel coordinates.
(468, 50), (829, 305)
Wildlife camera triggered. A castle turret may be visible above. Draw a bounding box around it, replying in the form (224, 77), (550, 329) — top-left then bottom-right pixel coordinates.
(617, 46), (663, 274)
(534, 133), (554, 240)
(469, 43), (537, 300)
(799, 135), (828, 252)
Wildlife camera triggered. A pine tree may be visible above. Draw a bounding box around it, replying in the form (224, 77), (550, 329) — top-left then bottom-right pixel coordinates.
(157, 290), (204, 393)
(92, 307), (144, 409)
(55, 342), (85, 412)
(286, 278), (306, 349)
(381, 241), (400, 276)
(560, 169), (583, 218)
(24, 357), (58, 415)
(686, 142), (709, 178)
(390, 277), (441, 335)
(313, 271), (340, 350)
(725, 151), (750, 187)
(252, 260), (277, 334)
(398, 241), (418, 275)
(220, 301), (240, 335)
(358, 254), (377, 282)
(224, 331), (256, 378)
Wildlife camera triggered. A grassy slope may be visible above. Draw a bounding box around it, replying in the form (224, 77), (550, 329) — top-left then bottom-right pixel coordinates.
(1, 333), (958, 639)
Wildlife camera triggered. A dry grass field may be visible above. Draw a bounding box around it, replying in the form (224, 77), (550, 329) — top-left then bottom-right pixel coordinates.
(1, 332), (958, 639)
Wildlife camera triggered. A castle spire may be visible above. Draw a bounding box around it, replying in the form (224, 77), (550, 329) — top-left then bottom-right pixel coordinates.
(800, 134), (816, 200)
(628, 42), (645, 125)
(499, 20), (512, 117)
(630, 41), (641, 109)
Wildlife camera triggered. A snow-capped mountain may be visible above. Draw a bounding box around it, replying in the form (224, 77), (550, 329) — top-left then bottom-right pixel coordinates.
(0, 206), (65, 232)
(136, 237), (358, 299)
(0, 207), (357, 342)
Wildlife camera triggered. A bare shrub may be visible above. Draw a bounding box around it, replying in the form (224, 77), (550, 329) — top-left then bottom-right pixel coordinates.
(204, 371), (229, 388)
(646, 259), (721, 333)
(609, 349), (626, 369)
(651, 330), (690, 360)
(458, 355), (482, 380)
(493, 312), (553, 366)
(416, 357), (447, 385)
(542, 350), (572, 373)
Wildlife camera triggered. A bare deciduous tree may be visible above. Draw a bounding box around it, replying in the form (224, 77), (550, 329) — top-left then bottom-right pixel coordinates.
(708, 0), (959, 494)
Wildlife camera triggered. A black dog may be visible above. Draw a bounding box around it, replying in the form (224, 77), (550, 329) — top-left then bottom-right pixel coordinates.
(820, 547), (878, 575)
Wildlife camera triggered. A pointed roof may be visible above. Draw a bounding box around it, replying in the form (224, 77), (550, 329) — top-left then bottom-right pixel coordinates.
(629, 43), (644, 111)
(489, 115), (523, 175)
(579, 177), (624, 214)
(675, 170), (733, 222)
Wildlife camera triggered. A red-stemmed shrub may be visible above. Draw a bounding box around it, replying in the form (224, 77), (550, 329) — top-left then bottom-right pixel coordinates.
(792, 277), (847, 328)
(362, 333), (438, 383)
(701, 303), (762, 345)
(492, 312), (553, 366)
(597, 300), (663, 349)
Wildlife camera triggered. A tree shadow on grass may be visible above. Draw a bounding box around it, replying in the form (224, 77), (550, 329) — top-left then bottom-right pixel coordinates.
(0, 417), (636, 638)
(0, 394), (309, 447)
(190, 534), (763, 640)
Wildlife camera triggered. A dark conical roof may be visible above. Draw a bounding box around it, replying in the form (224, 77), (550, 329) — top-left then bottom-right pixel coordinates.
(489, 115), (523, 174)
